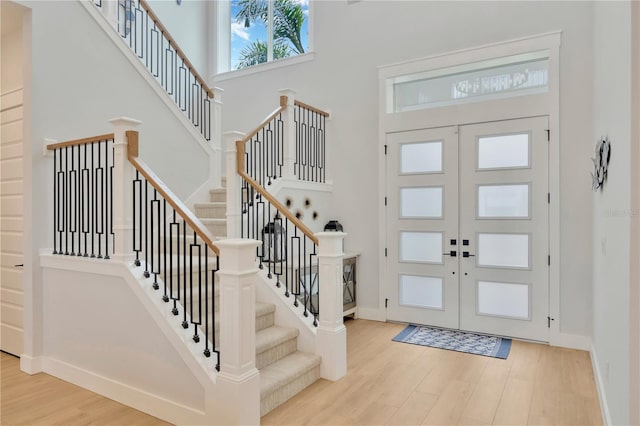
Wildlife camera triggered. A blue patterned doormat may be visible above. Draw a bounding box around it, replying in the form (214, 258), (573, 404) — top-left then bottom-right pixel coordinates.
(392, 324), (512, 359)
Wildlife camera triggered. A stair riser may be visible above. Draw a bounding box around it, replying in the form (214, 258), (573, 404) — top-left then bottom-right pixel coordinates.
(260, 365), (321, 416)
(195, 205), (226, 219)
(209, 190), (226, 203)
(204, 222), (227, 238)
(205, 310), (275, 348)
(256, 311), (275, 332)
(256, 338), (297, 370)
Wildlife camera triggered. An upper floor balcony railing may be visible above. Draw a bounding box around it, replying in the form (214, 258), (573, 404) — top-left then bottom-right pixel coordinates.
(93, 0), (216, 142)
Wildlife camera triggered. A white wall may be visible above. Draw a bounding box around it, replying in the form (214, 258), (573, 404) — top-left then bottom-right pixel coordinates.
(147, 0), (210, 79)
(591, 2), (633, 425)
(1, 29), (22, 92)
(28, 0), (210, 212)
(630, 5), (640, 425)
(41, 265), (205, 411)
(215, 1), (594, 337)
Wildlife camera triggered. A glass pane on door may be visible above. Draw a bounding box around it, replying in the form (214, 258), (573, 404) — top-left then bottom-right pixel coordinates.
(477, 233), (530, 269)
(400, 142), (443, 174)
(401, 187), (443, 218)
(477, 281), (530, 319)
(399, 231), (443, 263)
(478, 184), (529, 218)
(477, 133), (529, 169)
(400, 275), (444, 309)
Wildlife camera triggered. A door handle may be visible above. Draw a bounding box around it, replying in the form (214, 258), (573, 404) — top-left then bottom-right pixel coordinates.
(462, 251), (475, 258)
(14, 264), (24, 268)
(443, 251), (457, 257)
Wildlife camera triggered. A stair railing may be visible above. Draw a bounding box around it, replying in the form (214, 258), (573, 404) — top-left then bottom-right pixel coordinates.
(125, 130), (222, 367)
(47, 125), (222, 368)
(239, 90), (329, 187)
(230, 95), (347, 380)
(293, 99), (329, 183)
(237, 141), (321, 324)
(235, 94), (325, 324)
(94, 0), (215, 143)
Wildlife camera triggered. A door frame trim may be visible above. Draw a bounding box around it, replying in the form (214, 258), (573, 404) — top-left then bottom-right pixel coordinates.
(376, 32), (563, 345)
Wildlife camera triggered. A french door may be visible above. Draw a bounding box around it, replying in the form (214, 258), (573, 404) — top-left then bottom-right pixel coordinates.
(386, 117), (549, 342)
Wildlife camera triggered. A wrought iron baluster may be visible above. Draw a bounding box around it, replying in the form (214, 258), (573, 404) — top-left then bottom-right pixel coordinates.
(141, 180), (148, 275)
(190, 233), (201, 344)
(162, 199), (167, 295)
(204, 247), (210, 357)
(181, 218), (188, 329)
(133, 171), (141, 265)
(151, 191), (160, 288)
(212, 254), (220, 371)
(104, 139), (111, 259)
(52, 149), (57, 254)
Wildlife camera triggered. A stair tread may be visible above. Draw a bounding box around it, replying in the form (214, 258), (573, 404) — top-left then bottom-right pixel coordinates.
(260, 351), (321, 397)
(194, 202), (226, 207)
(209, 302), (274, 322)
(256, 326), (298, 354)
(199, 218), (227, 224)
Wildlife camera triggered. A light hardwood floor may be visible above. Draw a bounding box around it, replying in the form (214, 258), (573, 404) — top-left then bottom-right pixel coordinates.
(0, 352), (170, 426)
(1, 319), (602, 426)
(262, 319), (602, 426)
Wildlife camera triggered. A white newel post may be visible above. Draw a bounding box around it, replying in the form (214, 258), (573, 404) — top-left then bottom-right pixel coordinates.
(225, 131), (246, 239)
(315, 231), (347, 381)
(207, 88), (224, 189)
(212, 87), (224, 151)
(109, 117), (142, 264)
(215, 239), (261, 425)
(278, 88), (297, 179)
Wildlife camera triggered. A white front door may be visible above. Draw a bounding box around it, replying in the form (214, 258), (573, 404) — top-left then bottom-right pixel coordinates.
(386, 116), (549, 342)
(386, 126), (459, 329)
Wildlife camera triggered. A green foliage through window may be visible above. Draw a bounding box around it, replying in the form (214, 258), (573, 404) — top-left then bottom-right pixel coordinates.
(231, 0), (309, 70)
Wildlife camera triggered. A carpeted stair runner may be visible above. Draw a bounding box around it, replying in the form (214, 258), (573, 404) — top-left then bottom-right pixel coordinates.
(192, 181), (321, 416)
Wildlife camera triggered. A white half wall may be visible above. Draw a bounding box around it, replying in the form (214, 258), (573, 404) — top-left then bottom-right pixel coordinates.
(40, 255), (208, 424)
(214, 1), (595, 339)
(268, 178), (334, 234)
(591, 2), (634, 425)
(39, 253), (257, 425)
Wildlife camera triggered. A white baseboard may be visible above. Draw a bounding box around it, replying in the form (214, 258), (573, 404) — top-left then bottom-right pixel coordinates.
(355, 307), (386, 322)
(590, 345), (612, 426)
(551, 332), (592, 351)
(42, 356), (206, 426)
(20, 354), (43, 374)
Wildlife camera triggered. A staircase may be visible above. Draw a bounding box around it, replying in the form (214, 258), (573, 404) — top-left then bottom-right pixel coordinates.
(38, 2), (345, 424)
(194, 182), (228, 240)
(254, 302), (321, 415)
(193, 180), (322, 416)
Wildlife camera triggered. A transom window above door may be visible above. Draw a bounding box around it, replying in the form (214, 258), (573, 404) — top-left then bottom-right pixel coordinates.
(385, 50), (550, 113)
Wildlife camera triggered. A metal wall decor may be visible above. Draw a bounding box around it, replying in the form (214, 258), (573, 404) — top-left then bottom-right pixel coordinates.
(591, 136), (611, 191)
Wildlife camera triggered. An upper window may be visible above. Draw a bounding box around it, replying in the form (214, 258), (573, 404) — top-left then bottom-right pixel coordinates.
(226, 0), (310, 71)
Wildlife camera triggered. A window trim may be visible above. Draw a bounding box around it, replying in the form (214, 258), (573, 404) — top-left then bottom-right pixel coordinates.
(215, 51), (315, 81)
